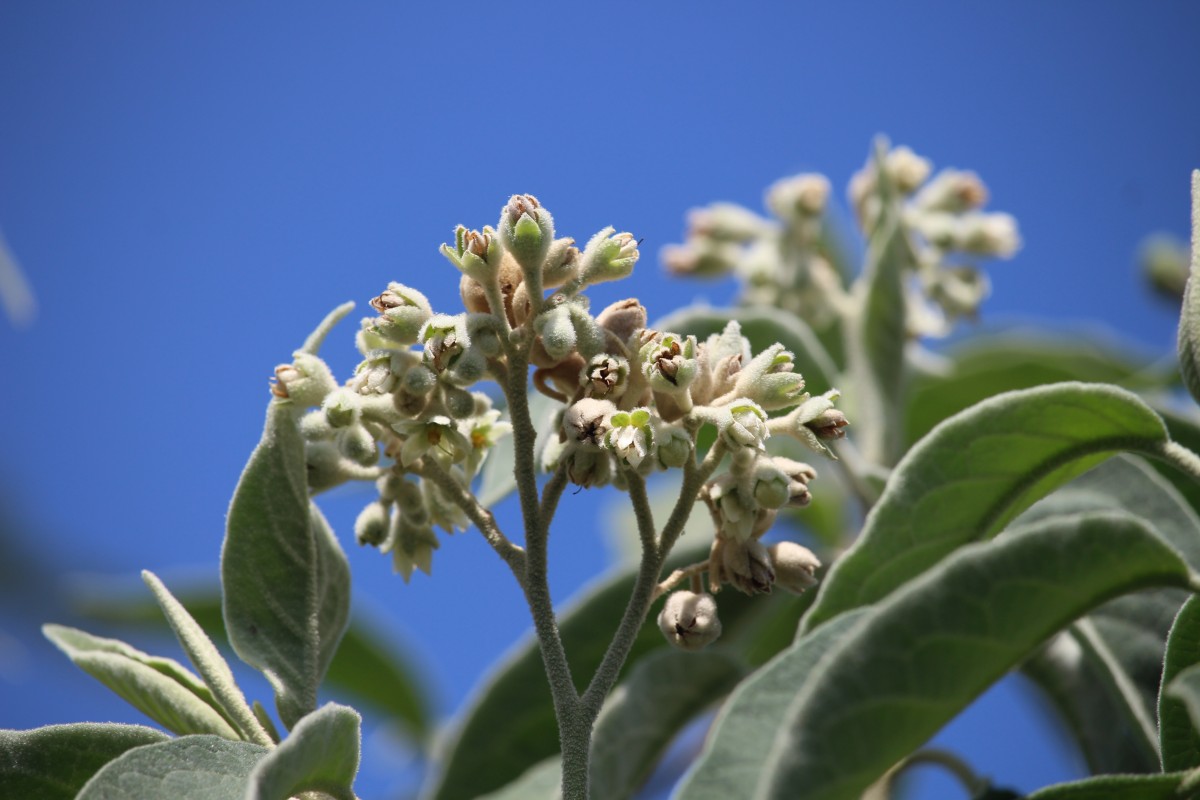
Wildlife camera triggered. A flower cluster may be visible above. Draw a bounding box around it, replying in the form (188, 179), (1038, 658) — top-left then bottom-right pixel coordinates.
(663, 140), (1021, 338)
(269, 195), (841, 650)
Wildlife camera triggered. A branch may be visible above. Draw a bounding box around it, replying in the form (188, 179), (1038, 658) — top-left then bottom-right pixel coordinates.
(416, 458), (526, 582)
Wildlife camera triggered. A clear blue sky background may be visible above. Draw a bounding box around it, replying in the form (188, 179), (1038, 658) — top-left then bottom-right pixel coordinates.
(1, 4), (1198, 798)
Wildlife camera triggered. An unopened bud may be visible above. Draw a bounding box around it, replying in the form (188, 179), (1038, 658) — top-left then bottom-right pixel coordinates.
(660, 241), (740, 278)
(639, 331), (699, 395)
(564, 445), (613, 488)
(338, 423), (379, 466)
(579, 227), (640, 286)
(769, 542), (821, 594)
(271, 352), (337, 407)
(656, 426), (692, 469)
(323, 388), (362, 428)
(440, 225), (503, 284)
(808, 408), (848, 441)
(441, 384), (476, 419)
(657, 591), (722, 651)
(913, 169), (989, 213)
(735, 344), (806, 410)
(355, 502), (390, 547)
(563, 398), (617, 446)
(750, 459), (791, 509)
(595, 298), (647, 345)
(687, 203), (770, 242)
(766, 174), (831, 219)
(384, 514), (439, 583)
(774, 457), (817, 507)
(543, 237), (580, 288)
(534, 302), (578, 362)
(721, 400), (769, 450)
(581, 354), (630, 400)
(499, 194), (555, 275)
(885, 145), (932, 194)
(709, 537), (775, 595)
(367, 283), (433, 344)
(959, 212), (1021, 258)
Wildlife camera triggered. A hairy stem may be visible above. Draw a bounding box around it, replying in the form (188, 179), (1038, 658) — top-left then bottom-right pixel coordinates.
(1158, 440), (1200, 488)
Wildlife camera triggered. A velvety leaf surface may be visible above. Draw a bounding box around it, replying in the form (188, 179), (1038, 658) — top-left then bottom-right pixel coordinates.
(246, 703), (360, 800)
(1025, 772), (1191, 799)
(42, 624), (239, 739)
(423, 548), (763, 800)
(222, 400), (351, 729)
(476, 758), (562, 800)
(675, 610), (866, 799)
(76, 735), (267, 800)
(72, 586), (430, 741)
(0, 723), (168, 800)
(589, 649), (744, 800)
(802, 382), (1169, 633)
(1176, 170), (1200, 406)
(1163, 599), (1200, 772)
(653, 305), (838, 394)
(758, 512), (1193, 800)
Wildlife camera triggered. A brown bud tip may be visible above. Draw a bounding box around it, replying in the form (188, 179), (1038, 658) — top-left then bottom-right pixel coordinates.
(658, 591), (722, 651)
(768, 542), (821, 594)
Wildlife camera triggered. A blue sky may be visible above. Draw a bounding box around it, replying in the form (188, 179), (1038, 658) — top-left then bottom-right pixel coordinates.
(1, 3), (1198, 798)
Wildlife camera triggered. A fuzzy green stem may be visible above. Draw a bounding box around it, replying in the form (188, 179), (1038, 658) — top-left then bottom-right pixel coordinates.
(1158, 440), (1200, 488)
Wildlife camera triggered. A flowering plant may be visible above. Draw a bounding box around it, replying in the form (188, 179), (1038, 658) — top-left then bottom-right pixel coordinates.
(6, 142), (1200, 800)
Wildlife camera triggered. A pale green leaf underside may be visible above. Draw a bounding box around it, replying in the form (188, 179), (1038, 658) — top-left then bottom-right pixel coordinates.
(802, 382), (1169, 633)
(76, 735), (268, 800)
(42, 624), (238, 739)
(675, 610), (866, 800)
(757, 512), (1192, 800)
(1175, 170), (1200, 407)
(246, 702), (361, 800)
(0, 723), (168, 800)
(222, 400), (351, 729)
(589, 650), (744, 800)
(1161, 596), (1200, 771)
(1026, 771), (1190, 799)
(476, 757), (562, 800)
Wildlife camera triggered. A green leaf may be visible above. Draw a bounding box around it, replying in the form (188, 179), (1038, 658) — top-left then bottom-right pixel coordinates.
(0, 724), (169, 800)
(1175, 170), (1200, 406)
(851, 209), (910, 464)
(802, 382), (1170, 634)
(246, 703), (361, 800)
(42, 624), (239, 739)
(141, 571), (271, 746)
(76, 735), (267, 800)
(69, 585), (430, 742)
(756, 512), (1194, 800)
(589, 650), (745, 800)
(1162, 597), (1200, 771)
(675, 609), (867, 799)
(1025, 772), (1191, 800)
(1156, 407), (1200, 520)
(905, 333), (1177, 449)
(476, 758), (562, 800)
(222, 400), (351, 729)
(424, 549), (764, 800)
(653, 305), (838, 393)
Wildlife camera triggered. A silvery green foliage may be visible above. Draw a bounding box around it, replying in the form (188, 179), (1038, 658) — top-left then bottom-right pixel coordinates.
(12, 149), (1200, 800)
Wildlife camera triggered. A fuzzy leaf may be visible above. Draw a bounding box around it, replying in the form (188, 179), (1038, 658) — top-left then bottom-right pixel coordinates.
(756, 512), (1193, 800)
(42, 624), (239, 739)
(589, 650), (744, 800)
(675, 610), (866, 799)
(802, 382), (1169, 633)
(1026, 772), (1191, 799)
(1162, 597), (1200, 772)
(76, 735), (267, 799)
(0, 724), (169, 800)
(1176, 170), (1200, 406)
(222, 400), (351, 729)
(245, 703), (361, 800)
(476, 758), (562, 800)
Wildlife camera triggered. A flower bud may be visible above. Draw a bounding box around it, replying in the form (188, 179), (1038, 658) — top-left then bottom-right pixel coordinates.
(604, 408), (655, 469)
(720, 400), (770, 451)
(660, 241), (740, 278)
(768, 542), (821, 594)
(563, 398), (617, 446)
(784, 390), (846, 456)
(929, 265), (990, 320)
(710, 537), (775, 595)
(774, 457), (817, 507)
(655, 425), (692, 469)
(322, 388), (362, 428)
(299, 410), (334, 441)
(734, 344), (806, 410)
(765, 174), (831, 219)
(305, 440), (351, 494)
(959, 212), (1021, 258)
(543, 237), (580, 288)
(440, 225), (504, 284)
(707, 474), (757, 541)
(355, 502), (390, 547)
(271, 352), (338, 407)
(657, 591), (722, 651)
(499, 194), (555, 275)
(578, 227), (640, 286)
(533, 302), (578, 363)
(568, 304), (608, 361)
(401, 364), (438, 396)
(441, 384), (477, 419)
(750, 459), (791, 509)
(595, 298), (647, 346)
(639, 331), (699, 396)
(687, 203), (771, 243)
(367, 283), (433, 345)
(338, 423), (379, 466)
(581, 354), (630, 400)
(564, 445), (613, 488)
(912, 168), (988, 213)
(885, 145), (932, 194)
